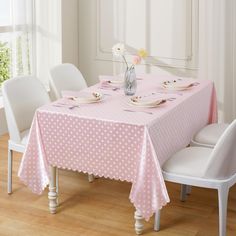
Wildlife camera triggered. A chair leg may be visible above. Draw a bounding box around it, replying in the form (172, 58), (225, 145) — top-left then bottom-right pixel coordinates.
(56, 168), (59, 206)
(180, 184), (187, 201)
(88, 174), (94, 182)
(154, 210), (161, 231)
(8, 148), (13, 194)
(218, 185), (229, 236)
(186, 185), (192, 195)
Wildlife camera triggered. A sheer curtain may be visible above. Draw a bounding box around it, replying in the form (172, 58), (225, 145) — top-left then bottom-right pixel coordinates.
(198, 0), (236, 122)
(10, 0), (34, 77)
(34, 0), (62, 89)
(0, 0), (34, 84)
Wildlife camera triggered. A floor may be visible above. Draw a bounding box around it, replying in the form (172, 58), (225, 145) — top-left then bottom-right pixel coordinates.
(0, 134), (236, 236)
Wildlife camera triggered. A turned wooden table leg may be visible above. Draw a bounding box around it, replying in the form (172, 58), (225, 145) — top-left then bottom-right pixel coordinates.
(48, 166), (58, 214)
(134, 210), (144, 235)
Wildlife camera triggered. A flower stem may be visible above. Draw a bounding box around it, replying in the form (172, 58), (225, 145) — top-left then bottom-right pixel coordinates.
(122, 55), (129, 68)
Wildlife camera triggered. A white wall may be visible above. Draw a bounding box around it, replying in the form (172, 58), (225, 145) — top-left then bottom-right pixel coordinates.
(78, 0), (199, 86)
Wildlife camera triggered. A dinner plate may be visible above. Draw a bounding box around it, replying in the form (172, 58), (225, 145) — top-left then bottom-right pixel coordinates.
(107, 79), (124, 84)
(72, 92), (103, 104)
(99, 75), (124, 85)
(128, 96), (166, 108)
(162, 80), (194, 91)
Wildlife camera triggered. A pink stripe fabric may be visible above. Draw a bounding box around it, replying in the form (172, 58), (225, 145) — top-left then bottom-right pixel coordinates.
(18, 75), (217, 221)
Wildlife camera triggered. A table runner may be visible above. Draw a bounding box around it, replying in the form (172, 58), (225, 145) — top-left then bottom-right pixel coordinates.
(18, 75), (217, 220)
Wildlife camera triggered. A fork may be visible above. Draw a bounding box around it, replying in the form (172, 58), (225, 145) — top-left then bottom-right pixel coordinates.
(52, 104), (79, 109)
(156, 91), (183, 96)
(99, 87), (120, 91)
(123, 109), (153, 115)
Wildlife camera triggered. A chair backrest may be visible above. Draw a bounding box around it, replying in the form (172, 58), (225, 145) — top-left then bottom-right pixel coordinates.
(49, 63), (87, 100)
(2, 76), (51, 143)
(204, 120), (236, 179)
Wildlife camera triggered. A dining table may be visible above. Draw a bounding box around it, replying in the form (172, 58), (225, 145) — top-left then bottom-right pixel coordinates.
(18, 74), (217, 234)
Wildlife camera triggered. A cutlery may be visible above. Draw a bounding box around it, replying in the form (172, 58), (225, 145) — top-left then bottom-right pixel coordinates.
(123, 109), (153, 115)
(99, 87), (120, 91)
(52, 104), (79, 109)
(166, 98), (176, 101)
(102, 93), (112, 96)
(143, 93), (177, 101)
(156, 91), (183, 96)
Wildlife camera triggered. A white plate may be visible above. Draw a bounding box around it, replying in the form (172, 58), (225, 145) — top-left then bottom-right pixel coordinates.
(128, 96), (166, 108)
(72, 92), (103, 104)
(99, 76), (124, 84)
(107, 80), (124, 84)
(162, 80), (194, 91)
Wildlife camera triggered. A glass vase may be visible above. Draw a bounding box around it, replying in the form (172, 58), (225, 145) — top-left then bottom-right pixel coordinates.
(124, 67), (137, 96)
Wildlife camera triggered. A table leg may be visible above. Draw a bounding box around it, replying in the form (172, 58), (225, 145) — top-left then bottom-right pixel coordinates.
(48, 166), (58, 214)
(134, 210), (144, 235)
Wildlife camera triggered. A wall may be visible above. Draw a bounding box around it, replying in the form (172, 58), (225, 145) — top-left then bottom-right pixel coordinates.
(78, 0), (199, 86)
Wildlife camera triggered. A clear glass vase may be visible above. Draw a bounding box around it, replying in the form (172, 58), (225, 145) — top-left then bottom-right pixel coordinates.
(124, 67), (137, 96)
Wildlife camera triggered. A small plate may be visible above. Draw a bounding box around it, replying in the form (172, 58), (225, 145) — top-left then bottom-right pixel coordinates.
(99, 75), (124, 84)
(72, 92), (103, 104)
(162, 80), (194, 91)
(107, 80), (124, 84)
(128, 96), (166, 108)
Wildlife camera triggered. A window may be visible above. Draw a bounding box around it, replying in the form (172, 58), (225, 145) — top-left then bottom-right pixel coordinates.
(0, 0), (33, 87)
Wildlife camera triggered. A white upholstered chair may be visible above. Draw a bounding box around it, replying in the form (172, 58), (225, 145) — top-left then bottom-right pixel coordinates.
(182, 123), (230, 198)
(2, 76), (51, 194)
(155, 120), (236, 236)
(191, 123), (229, 148)
(49, 63), (87, 100)
(49, 63), (94, 182)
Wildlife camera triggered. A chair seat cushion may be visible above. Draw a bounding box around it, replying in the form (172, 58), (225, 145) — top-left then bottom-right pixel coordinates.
(193, 123), (229, 146)
(20, 129), (30, 146)
(163, 147), (212, 178)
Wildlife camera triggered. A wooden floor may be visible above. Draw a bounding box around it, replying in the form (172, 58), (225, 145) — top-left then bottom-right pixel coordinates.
(0, 134), (236, 236)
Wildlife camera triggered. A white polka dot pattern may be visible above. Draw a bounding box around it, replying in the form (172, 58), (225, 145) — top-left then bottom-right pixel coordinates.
(18, 76), (217, 221)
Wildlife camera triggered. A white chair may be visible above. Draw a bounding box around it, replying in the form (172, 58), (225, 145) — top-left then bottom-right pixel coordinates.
(183, 123), (230, 198)
(49, 63), (87, 100)
(191, 123), (229, 148)
(50, 63), (94, 182)
(155, 120), (236, 236)
(2, 76), (51, 194)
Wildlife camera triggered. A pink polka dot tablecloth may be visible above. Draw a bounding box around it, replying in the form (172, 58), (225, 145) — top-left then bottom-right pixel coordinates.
(18, 75), (217, 221)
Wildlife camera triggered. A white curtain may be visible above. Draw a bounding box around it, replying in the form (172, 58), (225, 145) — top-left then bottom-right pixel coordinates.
(10, 0), (34, 77)
(0, 0), (33, 86)
(198, 0), (236, 122)
(34, 0), (62, 89)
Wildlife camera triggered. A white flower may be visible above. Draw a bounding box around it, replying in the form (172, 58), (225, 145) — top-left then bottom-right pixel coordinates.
(112, 43), (126, 57)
